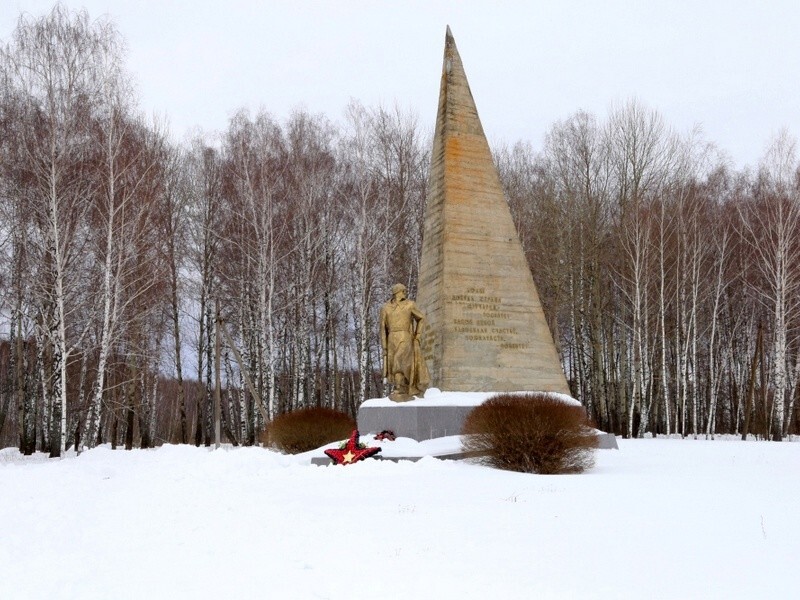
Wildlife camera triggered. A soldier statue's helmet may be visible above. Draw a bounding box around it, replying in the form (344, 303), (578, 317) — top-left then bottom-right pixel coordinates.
(391, 283), (407, 296)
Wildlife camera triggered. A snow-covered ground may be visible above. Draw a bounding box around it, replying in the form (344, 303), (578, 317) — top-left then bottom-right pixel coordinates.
(1, 437), (798, 600)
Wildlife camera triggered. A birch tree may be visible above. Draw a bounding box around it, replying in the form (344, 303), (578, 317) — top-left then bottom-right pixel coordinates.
(187, 137), (223, 445)
(284, 111), (336, 410)
(607, 100), (678, 437)
(537, 112), (614, 424)
(0, 68), (38, 453)
(2, 5), (113, 455)
(81, 59), (166, 450)
(740, 131), (800, 440)
(156, 143), (190, 443)
(341, 103), (384, 407)
(222, 109), (289, 425)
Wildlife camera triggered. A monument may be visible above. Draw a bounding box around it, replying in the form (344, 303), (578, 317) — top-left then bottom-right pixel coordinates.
(416, 26), (569, 394)
(379, 283), (430, 401)
(357, 27), (612, 445)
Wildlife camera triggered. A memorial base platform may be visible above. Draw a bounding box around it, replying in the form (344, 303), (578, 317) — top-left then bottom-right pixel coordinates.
(356, 389), (618, 449)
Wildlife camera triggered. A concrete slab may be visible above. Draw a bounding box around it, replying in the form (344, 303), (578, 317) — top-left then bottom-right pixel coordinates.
(358, 403), (472, 441)
(357, 393), (619, 449)
(311, 449), (484, 466)
(596, 432), (619, 449)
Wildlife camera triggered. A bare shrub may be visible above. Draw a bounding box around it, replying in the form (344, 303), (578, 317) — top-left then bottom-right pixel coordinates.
(461, 393), (598, 474)
(261, 407), (356, 454)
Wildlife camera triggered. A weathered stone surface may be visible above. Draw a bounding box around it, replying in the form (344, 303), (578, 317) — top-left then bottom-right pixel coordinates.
(358, 403), (472, 441)
(596, 432), (619, 450)
(417, 27), (570, 393)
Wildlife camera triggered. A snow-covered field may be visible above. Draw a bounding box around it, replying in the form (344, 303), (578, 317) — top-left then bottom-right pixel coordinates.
(1, 437), (798, 600)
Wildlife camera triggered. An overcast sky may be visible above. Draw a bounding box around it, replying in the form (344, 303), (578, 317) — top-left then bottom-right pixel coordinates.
(2, 1), (799, 169)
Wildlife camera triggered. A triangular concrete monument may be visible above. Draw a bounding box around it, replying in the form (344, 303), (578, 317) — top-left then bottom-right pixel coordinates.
(417, 27), (570, 394)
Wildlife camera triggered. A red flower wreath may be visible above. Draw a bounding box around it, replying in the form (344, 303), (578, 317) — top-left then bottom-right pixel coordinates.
(324, 430), (381, 465)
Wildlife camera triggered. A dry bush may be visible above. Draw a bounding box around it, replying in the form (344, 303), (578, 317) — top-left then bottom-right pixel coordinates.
(261, 407), (356, 454)
(461, 393), (598, 474)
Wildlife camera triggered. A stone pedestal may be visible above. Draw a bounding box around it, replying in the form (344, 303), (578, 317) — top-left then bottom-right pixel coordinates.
(358, 391), (493, 441)
(358, 401), (473, 441)
(357, 391), (618, 449)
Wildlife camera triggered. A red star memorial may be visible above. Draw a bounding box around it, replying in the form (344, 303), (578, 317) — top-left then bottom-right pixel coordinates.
(324, 430), (381, 465)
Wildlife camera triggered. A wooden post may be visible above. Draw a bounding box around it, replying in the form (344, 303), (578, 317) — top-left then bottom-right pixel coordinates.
(214, 300), (222, 449)
(218, 318), (269, 423)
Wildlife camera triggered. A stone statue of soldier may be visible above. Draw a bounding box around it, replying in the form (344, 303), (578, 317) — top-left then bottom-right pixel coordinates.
(379, 283), (430, 401)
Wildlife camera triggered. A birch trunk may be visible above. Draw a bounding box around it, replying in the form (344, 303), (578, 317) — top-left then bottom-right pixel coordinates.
(705, 232), (728, 438)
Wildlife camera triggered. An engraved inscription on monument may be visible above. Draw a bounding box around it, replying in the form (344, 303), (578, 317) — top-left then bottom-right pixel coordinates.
(422, 288), (529, 357)
(450, 289), (522, 347)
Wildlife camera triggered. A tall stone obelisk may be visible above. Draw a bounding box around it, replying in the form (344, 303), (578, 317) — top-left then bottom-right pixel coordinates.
(417, 27), (570, 394)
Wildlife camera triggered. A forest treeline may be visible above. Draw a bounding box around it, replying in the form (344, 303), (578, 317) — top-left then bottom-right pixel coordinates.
(1, 6), (798, 454)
